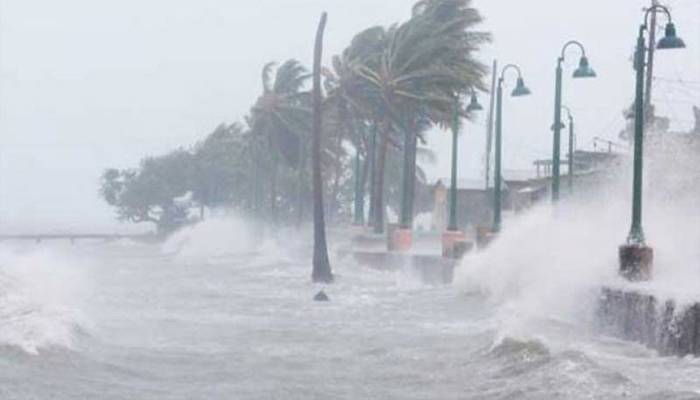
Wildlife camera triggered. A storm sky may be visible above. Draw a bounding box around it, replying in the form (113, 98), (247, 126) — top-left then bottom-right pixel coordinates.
(0, 0), (698, 231)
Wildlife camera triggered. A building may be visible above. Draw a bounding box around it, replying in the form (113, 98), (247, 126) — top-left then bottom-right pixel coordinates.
(427, 147), (625, 232)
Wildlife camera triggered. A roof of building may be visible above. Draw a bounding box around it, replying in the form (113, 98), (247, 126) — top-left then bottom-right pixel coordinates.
(435, 178), (487, 191)
(434, 170), (541, 191)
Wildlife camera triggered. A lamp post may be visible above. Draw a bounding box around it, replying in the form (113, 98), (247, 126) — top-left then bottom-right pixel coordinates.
(447, 93), (483, 231)
(550, 106), (575, 195)
(551, 41), (596, 204)
(619, 4), (685, 281)
(442, 93), (482, 258)
(563, 106), (575, 194)
(492, 64), (531, 233)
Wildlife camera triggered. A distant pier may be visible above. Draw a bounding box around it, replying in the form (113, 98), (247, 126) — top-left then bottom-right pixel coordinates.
(0, 233), (155, 244)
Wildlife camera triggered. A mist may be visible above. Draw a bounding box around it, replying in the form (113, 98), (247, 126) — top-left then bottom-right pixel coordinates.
(1, 0), (700, 398)
(0, 0), (697, 230)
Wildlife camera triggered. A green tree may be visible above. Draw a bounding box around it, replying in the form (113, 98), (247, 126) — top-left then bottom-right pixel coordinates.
(354, 0), (490, 233)
(100, 149), (194, 234)
(249, 59), (312, 224)
(191, 123), (249, 218)
(323, 27), (387, 225)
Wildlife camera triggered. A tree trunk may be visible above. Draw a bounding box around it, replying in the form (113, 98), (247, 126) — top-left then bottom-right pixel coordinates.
(399, 128), (417, 229)
(359, 141), (369, 224)
(373, 121), (390, 234)
(311, 12), (333, 284)
(349, 114), (364, 225)
(270, 152), (278, 225)
(296, 138), (306, 227)
(353, 150), (365, 225)
(329, 129), (344, 223)
(252, 146), (262, 214)
(367, 121), (378, 227)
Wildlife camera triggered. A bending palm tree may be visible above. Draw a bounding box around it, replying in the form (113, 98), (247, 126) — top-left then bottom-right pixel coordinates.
(250, 60), (311, 224)
(323, 27), (386, 226)
(355, 0), (490, 234)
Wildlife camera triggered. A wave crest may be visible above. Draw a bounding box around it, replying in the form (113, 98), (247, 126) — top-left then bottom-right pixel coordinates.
(0, 246), (91, 354)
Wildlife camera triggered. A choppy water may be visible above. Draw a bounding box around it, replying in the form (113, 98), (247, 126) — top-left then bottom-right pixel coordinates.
(1, 221), (699, 399)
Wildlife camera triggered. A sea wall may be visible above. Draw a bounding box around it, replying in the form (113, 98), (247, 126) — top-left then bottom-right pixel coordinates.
(597, 287), (700, 357)
(337, 249), (456, 285)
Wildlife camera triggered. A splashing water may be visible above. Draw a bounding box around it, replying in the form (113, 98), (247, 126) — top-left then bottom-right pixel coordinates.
(455, 138), (700, 340)
(162, 215), (257, 260)
(1, 137), (699, 398)
(0, 244), (92, 354)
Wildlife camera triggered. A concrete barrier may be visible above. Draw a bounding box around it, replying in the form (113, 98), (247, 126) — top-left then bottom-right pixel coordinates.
(338, 249), (457, 285)
(597, 287), (700, 357)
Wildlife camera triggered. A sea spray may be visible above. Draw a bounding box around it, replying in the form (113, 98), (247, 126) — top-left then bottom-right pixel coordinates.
(162, 214), (297, 268)
(0, 244), (92, 354)
(456, 199), (624, 324)
(455, 132), (700, 343)
(162, 214), (257, 260)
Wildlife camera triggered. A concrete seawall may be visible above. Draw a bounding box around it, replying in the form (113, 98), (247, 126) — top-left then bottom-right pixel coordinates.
(597, 287), (700, 357)
(337, 249), (456, 285)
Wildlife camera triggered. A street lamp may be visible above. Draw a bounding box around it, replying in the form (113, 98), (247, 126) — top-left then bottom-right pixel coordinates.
(620, 4), (685, 281)
(493, 64), (531, 233)
(551, 41), (596, 204)
(447, 92), (483, 232)
(562, 106), (575, 194)
(442, 92), (482, 258)
(549, 106), (576, 194)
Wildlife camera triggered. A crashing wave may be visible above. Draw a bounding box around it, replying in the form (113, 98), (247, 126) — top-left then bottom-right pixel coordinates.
(161, 215), (259, 261)
(0, 246), (91, 354)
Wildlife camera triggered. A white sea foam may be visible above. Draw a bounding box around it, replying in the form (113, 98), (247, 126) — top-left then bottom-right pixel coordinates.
(455, 199), (624, 335)
(456, 138), (700, 336)
(0, 244), (92, 354)
(161, 214), (258, 261)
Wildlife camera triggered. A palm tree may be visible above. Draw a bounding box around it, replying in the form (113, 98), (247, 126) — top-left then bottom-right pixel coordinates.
(311, 12), (334, 284)
(323, 26), (387, 226)
(354, 0), (490, 234)
(250, 59), (311, 224)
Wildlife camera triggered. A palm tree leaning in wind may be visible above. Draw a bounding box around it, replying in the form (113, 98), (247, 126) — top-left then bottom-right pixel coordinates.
(250, 59), (311, 225)
(323, 26), (387, 226)
(354, 0), (490, 235)
(311, 12), (334, 284)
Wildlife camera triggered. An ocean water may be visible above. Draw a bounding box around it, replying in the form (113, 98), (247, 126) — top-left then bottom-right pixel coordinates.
(0, 216), (699, 400)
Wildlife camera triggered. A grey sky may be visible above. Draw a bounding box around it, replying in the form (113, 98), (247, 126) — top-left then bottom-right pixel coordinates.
(0, 0), (698, 231)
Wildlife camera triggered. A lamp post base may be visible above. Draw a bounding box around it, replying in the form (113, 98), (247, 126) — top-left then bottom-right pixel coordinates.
(476, 225), (498, 249)
(619, 244), (653, 281)
(351, 223), (366, 231)
(388, 226), (412, 252)
(442, 230), (473, 259)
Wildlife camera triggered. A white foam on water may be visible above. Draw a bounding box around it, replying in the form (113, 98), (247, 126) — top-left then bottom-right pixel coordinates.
(456, 199), (624, 338)
(0, 244), (92, 354)
(455, 138), (700, 341)
(161, 214), (300, 271)
(161, 214), (258, 261)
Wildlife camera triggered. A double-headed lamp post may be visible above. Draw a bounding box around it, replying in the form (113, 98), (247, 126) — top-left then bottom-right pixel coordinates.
(551, 41), (596, 204)
(492, 64), (531, 233)
(620, 4), (685, 281)
(447, 92), (483, 232)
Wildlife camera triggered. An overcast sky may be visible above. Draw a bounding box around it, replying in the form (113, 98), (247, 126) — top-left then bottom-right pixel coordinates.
(0, 0), (698, 231)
